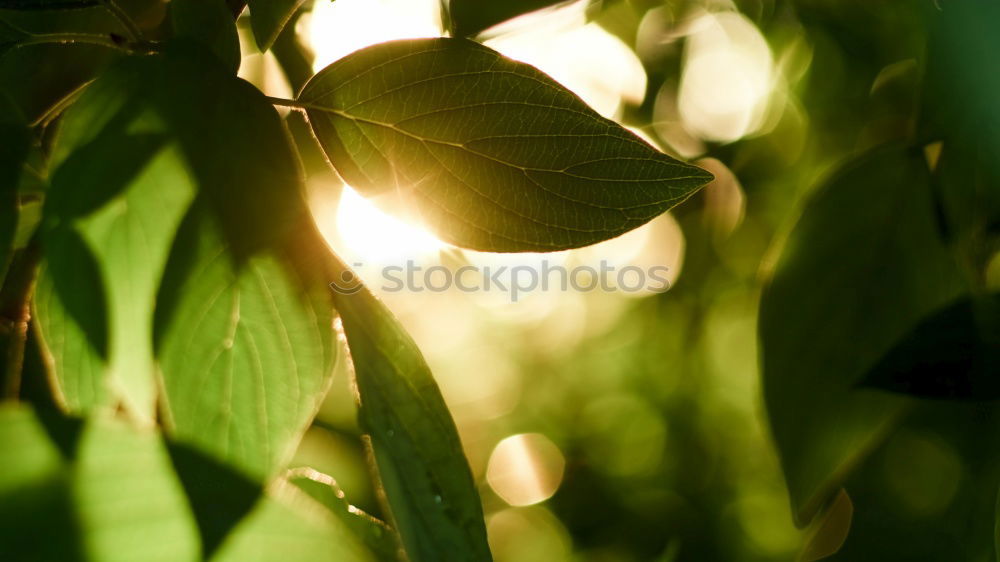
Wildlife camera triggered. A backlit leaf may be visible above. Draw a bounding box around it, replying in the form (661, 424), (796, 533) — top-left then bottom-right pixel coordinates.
(329, 256), (491, 561)
(300, 38), (711, 253)
(155, 203), (337, 480)
(0, 404), (200, 561)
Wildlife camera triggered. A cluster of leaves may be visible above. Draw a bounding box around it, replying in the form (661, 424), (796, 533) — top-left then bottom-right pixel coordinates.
(0, 0), (711, 560)
(758, 0), (1000, 557)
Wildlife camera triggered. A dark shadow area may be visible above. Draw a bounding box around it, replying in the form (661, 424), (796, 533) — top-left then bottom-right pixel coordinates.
(166, 442), (262, 558)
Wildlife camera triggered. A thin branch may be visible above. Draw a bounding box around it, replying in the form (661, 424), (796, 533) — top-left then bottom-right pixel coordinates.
(264, 95), (312, 111)
(12, 32), (136, 53)
(99, 0), (145, 42)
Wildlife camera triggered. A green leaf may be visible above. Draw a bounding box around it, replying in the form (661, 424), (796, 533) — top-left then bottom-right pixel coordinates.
(861, 293), (1000, 399)
(33, 229), (110, 412)
(171, 0), (241, 73)
(760, 146), (966, 526)
(300, 38), (711, 253)
(0, 404), (200, 561)
(37, 76), (198, 420)
(329, 256), (491, 562)
(246, 0), (305, 52)
(446, 0), (570, 38)
(155, 202), (338, 480)
(287, 467), (399, 561)
(36, 44), (324, 443)
(212, 477), (376, 562)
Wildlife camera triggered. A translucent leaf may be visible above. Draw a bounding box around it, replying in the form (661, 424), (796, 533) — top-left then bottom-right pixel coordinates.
(0, 404), (200, 561)
(300, 38), (711, 253)
(155, 203), (337, 480)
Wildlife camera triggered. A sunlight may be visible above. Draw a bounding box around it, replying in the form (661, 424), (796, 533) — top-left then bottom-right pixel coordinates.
(678, 11), (774, 142)
(334, 185), (445, 264)
(306, 0), (442, 71)
(485, 8), (646, 119)
(487, 433), (565, 507)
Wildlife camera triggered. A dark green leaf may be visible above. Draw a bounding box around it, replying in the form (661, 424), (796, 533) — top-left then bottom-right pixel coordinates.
(446, 0), (570, 38)
(861, 293), (1000, 400)
(246, 0), (305, 52)
(171, 0), (241, 73)
(300, 38), (711, 253)
(329, 255), (491, 561)
(760, 146), (966, 526)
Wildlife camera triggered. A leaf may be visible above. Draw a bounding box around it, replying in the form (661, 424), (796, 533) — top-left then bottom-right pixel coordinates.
(445, 0), (571, 38)
(287, 467), (399, 561)
(797, 489), (853, 562)
(171, 0), (241, 73)
(212, 477), (376, 562)
(300, 38), (711, 253)
(246, 0), (305, 52)
(37, 73), (198, 421)
(329, 255), (491, 561)
(35, 43), (327, 458)
(759, 146), (966, 526)
(0, 404), (200, 561)
(155, 202), (338, 480)
(0, 10), (121, 123)
(861, 293), (1000, 399)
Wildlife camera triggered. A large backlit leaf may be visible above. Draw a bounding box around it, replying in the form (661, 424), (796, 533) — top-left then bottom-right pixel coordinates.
(0, 404), (200, 561)
(760, 147), (966, 526)
(329, 256), (491, 561)
(300, 38), (711, 253)
(155, 202), (337, 480)
(246, 0), (305, 52)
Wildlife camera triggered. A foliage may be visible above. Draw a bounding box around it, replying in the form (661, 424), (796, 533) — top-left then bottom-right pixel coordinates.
(0, 0), (998, 561)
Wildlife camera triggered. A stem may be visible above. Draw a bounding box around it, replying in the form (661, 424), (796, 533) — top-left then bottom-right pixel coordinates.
(99, 0), (145, 42)
(0, 243), (41, 401)
(13, 32), (137, 53)
(264, 96), (311, 111)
